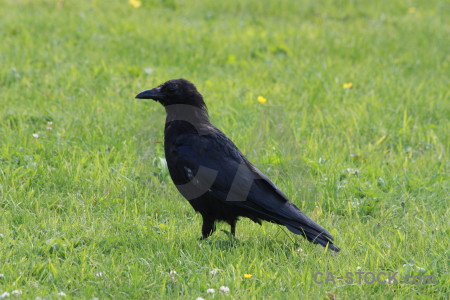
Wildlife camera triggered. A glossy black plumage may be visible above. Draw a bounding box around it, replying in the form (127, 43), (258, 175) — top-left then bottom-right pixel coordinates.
(136, 78), (340, 252)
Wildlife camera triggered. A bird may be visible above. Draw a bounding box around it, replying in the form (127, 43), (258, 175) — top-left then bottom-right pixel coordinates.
(135, 78), (340, 252)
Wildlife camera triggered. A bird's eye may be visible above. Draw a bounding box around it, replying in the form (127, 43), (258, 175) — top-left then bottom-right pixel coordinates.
(166, 83), (178, 93)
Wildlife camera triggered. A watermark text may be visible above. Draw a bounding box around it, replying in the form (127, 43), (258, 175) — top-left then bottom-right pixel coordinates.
(313, 271), (437, 285)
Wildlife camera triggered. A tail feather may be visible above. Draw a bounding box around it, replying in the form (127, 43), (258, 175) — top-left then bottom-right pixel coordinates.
(270, 200), (340, 252)
(237, 197), (341, 252)
(285, 222), (340, 252)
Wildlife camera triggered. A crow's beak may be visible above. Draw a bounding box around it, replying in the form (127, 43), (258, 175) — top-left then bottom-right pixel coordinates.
(135, 88), (164, 101)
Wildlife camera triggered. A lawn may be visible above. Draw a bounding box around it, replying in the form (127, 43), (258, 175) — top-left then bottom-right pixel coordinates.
(0, 0), (448, 298)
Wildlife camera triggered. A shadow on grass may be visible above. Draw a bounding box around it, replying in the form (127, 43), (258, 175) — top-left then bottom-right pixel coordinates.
(195, 228), (326, 257)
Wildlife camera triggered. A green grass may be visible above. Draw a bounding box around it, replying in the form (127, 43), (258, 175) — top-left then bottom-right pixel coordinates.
(0, 0), (449, 298)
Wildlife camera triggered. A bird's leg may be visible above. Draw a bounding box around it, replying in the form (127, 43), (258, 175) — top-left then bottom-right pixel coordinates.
(220, 219), (237, 239)
(199, 217), (216, 240)
(230, 219), (237, 237)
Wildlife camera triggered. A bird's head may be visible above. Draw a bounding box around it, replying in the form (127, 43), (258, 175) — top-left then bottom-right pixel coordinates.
(135, 78), (206, 109)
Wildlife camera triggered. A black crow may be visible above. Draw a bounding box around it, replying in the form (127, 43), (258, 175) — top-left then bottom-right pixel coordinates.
(136, 79), (340, 252)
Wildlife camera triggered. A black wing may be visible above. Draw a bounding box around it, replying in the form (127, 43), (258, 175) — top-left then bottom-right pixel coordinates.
(171, 130), (339, 251)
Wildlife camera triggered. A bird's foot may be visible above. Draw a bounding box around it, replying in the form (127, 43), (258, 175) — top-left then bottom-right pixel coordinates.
(220, 229), (237, 240)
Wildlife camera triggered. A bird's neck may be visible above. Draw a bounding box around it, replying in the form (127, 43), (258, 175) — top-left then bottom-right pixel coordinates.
(165, 104), (211, 129)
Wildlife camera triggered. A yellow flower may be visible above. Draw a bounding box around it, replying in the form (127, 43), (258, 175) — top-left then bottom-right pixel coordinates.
(129, 0), (142, 8)
(343, 82), (353, 89)
(244, 274), (253, 279)
(257, 96), (267, 104)
(408, 7), (416, 14)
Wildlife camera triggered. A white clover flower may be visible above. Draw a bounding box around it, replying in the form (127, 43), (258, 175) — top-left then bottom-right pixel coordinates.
(356, 266), (362, 271)
(210, 269), (219, 276)
(206, 288), (215, 294)
(144, 68), (154, 75)
(196, 298), (205, 300)
(0, 274), (4, 278)
(0, 292), (10, 298)
(57, 291), (66, 297)
(95, 272), (103, 277)
(32, 133), (39, 138)
(219, 286), (230, 293)
(11, 290), (22, 295)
